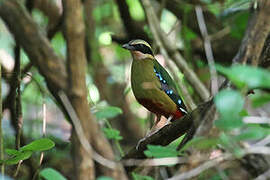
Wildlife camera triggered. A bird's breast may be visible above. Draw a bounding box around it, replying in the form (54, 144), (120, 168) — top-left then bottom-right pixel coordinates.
(131, 59), (178, 117)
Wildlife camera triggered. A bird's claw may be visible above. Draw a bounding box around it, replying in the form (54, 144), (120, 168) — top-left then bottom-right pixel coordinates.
(136, 137), (146, 150)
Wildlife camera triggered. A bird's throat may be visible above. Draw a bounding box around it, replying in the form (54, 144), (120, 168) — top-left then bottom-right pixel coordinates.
(131, 51), (153, 60)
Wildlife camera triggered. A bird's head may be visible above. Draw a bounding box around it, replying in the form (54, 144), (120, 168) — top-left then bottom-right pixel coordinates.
(122, 39), (154, 60)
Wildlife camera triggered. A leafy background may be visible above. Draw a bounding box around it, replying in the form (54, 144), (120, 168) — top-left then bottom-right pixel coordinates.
(1, 0), (270, 179)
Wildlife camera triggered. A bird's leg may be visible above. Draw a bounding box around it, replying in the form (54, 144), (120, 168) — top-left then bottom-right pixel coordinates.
(136, 114), (161, 150)
(164, 115), (173, 126)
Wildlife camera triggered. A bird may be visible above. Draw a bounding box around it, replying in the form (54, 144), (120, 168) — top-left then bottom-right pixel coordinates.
(122, 39), (187, 147)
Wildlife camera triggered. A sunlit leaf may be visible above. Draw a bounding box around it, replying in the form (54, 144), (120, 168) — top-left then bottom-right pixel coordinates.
(132, 172), (154, 180)
(251, 93), (270, 108)
(102, 128), (123, 140)
(97, 176), (114, 180)
(235, 127), (266, 141)
(51, 32), (66, 57)
(5, 149), (20, 156)
(40, 168), (67, 180)
(214, 89), (244, 130)
(144, 145), (178, 158)
(98, 32), (112, 45)
(126, 0), (145, 21)
(3, 151), (32, 165)
(20, 138), (55, 152)
(216, 65), (270, 90)
(95, 106), (122, 120)
(180, 137), (219, 152)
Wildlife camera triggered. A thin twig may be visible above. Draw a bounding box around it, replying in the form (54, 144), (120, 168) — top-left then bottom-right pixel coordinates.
(58, 91), (118, 169)
(167, 145), (270, 180)
(243, 116), (270, 124)
(0, 53), (4, 178)
(14, 44), (23, 178)
(39, 101), (47, 165)
(122, 157), (187, 167)
(167, 153), (232, 180)
(195, 5), (218, 96)
(13, 160), (22, 177)
(254, 135), (270, 147)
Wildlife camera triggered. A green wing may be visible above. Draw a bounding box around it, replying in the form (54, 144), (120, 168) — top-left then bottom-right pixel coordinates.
(153, 59), (187, 113)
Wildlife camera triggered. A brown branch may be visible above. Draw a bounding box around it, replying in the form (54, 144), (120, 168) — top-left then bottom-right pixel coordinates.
(63, 0), (95, 178)
(259, 34), (270, 67)
(233, 0), (270, 65)
(63, 0), (128, 179)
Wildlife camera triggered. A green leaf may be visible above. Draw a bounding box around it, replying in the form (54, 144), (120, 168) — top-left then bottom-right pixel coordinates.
(126, 0), (145, 21)
(97, 176), (114, 180)
(214, 89), (244, 130)
(20, 138), (55, 152)
(215, 89), (244, 116)
(183, 26), (197, 41)
(235, 127), (266, 141)
(40, 168), (67, 180)
(215, 117), (244, 131)
(102, 128), (123, 140)
(5, 149), (20, 156)
(216, 65), (270, 90)
(132, 172), (154, 180)
(95, 106), (122, 120)
(144, 145), (178, 158)
(230, 12), (249, 39)
(251, 93), (270, 108)
(3, 151), (32, 165)
(180, 137), (219, 152)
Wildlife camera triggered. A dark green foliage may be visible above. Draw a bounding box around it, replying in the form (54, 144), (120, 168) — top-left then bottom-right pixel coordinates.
(1, 138), (54, 165)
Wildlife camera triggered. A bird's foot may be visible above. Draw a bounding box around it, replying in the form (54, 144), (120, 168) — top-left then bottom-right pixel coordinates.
(136, 137), (146, 150)
(164, 115), (173, 126)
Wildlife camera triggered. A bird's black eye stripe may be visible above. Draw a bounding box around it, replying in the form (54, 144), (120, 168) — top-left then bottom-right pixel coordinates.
(133, 44), (153, 55)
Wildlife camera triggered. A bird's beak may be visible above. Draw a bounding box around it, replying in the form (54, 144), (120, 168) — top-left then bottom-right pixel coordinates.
(122, 43), (135, 50)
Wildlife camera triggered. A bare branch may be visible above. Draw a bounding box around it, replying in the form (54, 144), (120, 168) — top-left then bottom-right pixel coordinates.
(59, 92), (118, 169)
(195, 6), (218, 96)
(168, 153), (232, 180)
(233, 0), (270, 65)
